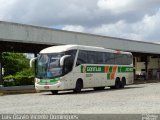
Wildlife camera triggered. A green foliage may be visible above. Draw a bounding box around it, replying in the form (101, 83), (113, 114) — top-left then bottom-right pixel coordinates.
(2, 52), (31, 76)
(2, 52), (35, 86)
(3, 75), (34, 87)
(16, 69), (34, 76)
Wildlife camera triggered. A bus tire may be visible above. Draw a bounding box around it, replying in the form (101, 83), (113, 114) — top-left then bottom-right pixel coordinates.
(51, 90), (58, 94)
(114, 78), (121, 89)
(110, 86), (115, 89)
(94, 87), (105, 91)
(120, 77), (126, 88)
(74, 79), (83, 93)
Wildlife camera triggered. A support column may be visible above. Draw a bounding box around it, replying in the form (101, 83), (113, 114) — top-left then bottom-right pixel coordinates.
(144, 56), (149, 80)
(158, 55), (160, 80)
(34, 53), (37, 76)
(133, 56), (136, 80)
(0, 52), (3, 87)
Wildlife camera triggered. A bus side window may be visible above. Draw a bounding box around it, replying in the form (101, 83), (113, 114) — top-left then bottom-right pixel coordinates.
(114, 54), (132, 65)
(76, 50), (87, 66)
(64, 50), (77, 74)
(97, 52), (105, 64)
(87, 51), (97, 64)
(115, 54), (123, 65)
(64, 57), (73, 74)
(105, 53), (115, 64)
(127, 54), (133, 65)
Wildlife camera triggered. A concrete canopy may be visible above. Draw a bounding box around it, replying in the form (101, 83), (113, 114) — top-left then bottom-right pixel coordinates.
(0, 21), (160, 54)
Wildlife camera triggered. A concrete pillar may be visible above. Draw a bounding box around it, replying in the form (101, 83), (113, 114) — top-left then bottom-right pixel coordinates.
(144, 56), (149, 80)
(34, 53), (37, 76)
(0, 52), (2, 87)
(133, 56), (136, 80)
(157, 55), (160, 80)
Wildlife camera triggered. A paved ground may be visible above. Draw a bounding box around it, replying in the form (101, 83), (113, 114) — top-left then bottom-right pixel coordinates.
(0, 83), (160, 114)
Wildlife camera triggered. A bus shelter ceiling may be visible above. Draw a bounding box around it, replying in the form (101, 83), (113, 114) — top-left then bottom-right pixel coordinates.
(132, 52), (160, 57)
(0, 41), (51, 53)
(1, 40), (160, 57)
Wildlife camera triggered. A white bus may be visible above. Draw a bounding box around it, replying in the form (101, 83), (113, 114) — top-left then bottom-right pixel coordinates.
(31, 45), (133, 94)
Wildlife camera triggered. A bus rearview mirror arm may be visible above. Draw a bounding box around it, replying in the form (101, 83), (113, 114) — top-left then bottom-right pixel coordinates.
(30, 57), (37, 68)
(60, 55), (71, 66)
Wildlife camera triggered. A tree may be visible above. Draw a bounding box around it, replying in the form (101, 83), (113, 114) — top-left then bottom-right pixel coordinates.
(2, 52), (32, 76)
(2, 52), (34, 86)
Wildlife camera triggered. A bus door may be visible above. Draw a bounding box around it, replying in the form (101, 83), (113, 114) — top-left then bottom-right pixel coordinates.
(94, 72), (102, 87)
(85, 73), (94, 87)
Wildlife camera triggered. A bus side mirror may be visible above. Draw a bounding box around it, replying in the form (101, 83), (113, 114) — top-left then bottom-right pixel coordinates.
(60, 55), (71, 66)
(2, 68), (4, 75)
(30, 57), (37, 68)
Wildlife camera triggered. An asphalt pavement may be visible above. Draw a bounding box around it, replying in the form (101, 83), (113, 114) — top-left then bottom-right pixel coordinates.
(0, 83), (160, 114)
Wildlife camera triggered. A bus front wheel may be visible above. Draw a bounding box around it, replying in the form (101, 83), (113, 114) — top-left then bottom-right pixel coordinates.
(74, 79), (83, 93)
(51, 90), (58, 95)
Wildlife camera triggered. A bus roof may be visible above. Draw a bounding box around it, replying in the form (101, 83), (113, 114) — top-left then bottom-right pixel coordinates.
(40, 45), (132, 55)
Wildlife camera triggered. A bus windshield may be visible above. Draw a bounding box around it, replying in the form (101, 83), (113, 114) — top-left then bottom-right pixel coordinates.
(36, 53), (64, 79)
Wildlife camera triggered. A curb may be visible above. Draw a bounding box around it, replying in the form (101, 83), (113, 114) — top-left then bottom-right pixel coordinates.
(134, 80), (160, 85)
(0, 85), (36, 95)
(3, 90), (37, 95)
(0, 90), (37, 95)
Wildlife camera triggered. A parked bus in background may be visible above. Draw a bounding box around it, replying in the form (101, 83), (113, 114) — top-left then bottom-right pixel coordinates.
(30, 45), (133, 94)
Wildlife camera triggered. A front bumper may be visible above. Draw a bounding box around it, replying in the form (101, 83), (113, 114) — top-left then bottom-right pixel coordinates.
(35, 81), (64, 91)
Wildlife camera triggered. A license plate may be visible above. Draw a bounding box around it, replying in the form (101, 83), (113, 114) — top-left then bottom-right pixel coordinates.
(44, 86), (49, 89)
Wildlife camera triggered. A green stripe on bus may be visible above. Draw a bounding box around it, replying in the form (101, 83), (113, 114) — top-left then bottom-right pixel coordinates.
(38, 78), (60, 85)
(118, 67), (121, 72)
(81, 65), (133, 73)
(109, 67), (112, 73)
(107, 73), (111, 80)
(119, 67), (133, 72)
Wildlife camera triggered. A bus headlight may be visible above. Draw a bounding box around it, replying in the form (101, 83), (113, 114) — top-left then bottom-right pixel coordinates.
(35, 78), (40, 83)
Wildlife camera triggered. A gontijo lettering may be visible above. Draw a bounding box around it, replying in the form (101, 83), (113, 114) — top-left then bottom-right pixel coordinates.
(87, 66), (102, 72)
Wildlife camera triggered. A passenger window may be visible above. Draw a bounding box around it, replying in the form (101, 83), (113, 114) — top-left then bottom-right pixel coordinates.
(97, 52), (105, 64)
(63, 50), (77, 74)
(127, 54), (133, 65)
(105, 53), (115, 64)
(87, 51), (97, 64)
(76, 50), (87, 66)
(115, 54), (123, 65)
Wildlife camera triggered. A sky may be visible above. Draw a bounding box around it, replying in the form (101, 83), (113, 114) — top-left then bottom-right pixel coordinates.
(0, 0), (160, 42)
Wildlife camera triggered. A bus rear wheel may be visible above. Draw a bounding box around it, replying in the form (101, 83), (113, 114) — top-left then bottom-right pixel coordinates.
(120, 78), (126, 88)
(51, 90), (58, 95)
(115, 78), (121, 89)
(74, 79), (83, 93)
(110, 78), (121, 89)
